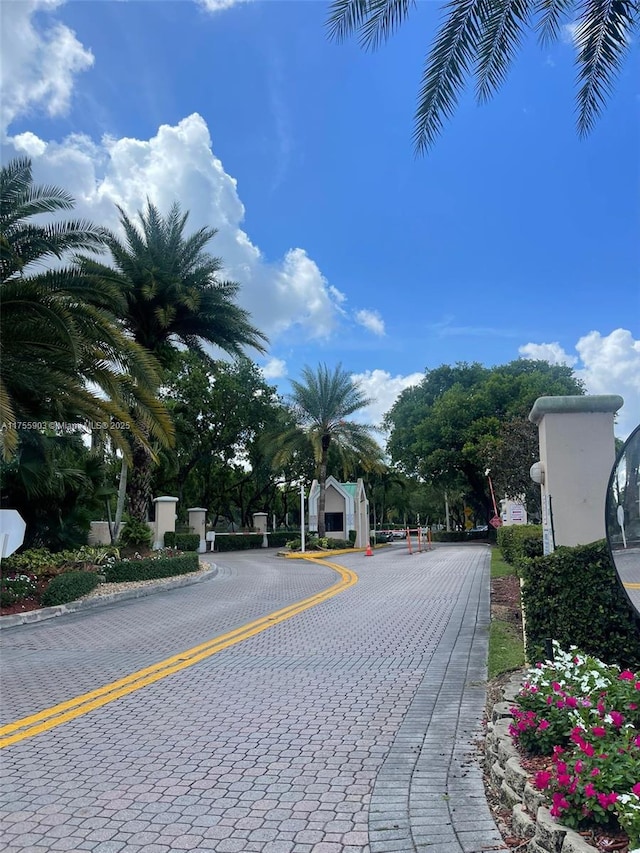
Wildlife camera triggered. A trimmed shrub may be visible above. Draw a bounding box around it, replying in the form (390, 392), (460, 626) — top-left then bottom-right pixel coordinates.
(104, 553), (199, 583)
(214, 534), (263, 552)
(431, 530), (470, 542)
(1, 573), (38, 606)
(266, 531), (292, 548)
(164, 532), (199, 551)
(520, 540), (640, 670)
(118, 518), (152, 548)
(42, 572), (100, 606)
(348, 530), (357, 545)
(496, 524), (543, 565)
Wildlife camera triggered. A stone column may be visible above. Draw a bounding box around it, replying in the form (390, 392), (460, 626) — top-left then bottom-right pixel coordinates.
(253, 512), (268, 547)
(188, 507), (207, 554)
(152, 496), (178, 551)
(528, 395), (623, 552)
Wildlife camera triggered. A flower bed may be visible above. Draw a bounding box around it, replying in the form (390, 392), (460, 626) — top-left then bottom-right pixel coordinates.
(486, 642), (640, 852)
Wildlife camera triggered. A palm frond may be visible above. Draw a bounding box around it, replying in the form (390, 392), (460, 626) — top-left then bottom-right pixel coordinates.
(413, 0), (486, 154)
(326, 0), (375, 42)
(475, 0), (533, 103)
(534, 0), (577, 45)
(359, 0), (418, 51)
(574, 0), (635, 136)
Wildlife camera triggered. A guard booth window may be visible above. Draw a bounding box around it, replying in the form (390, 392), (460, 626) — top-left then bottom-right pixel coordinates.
(325, 512), (344, 532)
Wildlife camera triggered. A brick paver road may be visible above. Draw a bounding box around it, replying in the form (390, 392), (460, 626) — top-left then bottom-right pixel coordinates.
(0, 544), (506, 853)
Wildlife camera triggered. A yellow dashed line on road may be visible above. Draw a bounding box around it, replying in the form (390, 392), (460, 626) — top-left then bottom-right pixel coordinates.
(0, 559), (357, 749)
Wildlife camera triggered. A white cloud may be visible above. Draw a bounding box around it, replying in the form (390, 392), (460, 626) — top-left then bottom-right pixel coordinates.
(351, 369), (424, 428)
(3, 113), (346, 344)
(518, 341), (578, 366)
(0, 0), (93, 132)
(261, 357), (287, 380)
(520, 329), (640, 438)
(561, 22), (580, 47)
(355, 309), (385, 337)
(197, 0), (250, 12)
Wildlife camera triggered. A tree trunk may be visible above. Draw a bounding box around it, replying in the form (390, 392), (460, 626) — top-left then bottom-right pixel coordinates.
(317, 434), (330, 538)
(110, 458), (128, 543)
(127, 436), (154, 522)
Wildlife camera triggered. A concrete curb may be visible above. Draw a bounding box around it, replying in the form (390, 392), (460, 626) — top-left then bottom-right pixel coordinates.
(0, 565), (219, 630)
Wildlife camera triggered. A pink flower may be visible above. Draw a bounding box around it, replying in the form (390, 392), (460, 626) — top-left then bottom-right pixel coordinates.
(557, 773), (572, 787)
(565, 696), (578, 708)
(582, 743), (595, 757)
(552, 681), (562, 692)
(584, 783), (596, 798)
(535, 771), (553, 790)
(619, 670), (635, 680)
(629, 703), (638, 710)
(574, 760), (583, 774)
(609, 711), (624, 728)
(632, 783), (640, 795)
(538, 719), (550, 731)
(596, 792), (618, 809)
(592, 726), (607, 738)
(550, 792), (570, 817)
(591, 768), (600, 777)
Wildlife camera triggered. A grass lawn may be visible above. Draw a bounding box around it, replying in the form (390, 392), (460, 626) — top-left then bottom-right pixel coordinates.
(488, 547), (525, 679)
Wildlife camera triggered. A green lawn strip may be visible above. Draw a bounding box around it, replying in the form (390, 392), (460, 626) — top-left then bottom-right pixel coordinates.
(491, 547), (514, 578)
(488, 546), (525, 678)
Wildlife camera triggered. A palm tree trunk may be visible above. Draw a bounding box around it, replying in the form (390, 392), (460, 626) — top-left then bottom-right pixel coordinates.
(317, 435), (330, 537)
(127, 435), (154, 522)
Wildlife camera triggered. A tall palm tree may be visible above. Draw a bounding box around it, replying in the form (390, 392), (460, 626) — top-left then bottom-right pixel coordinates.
(327, 0), (637, 152)
(0, 157), (171, 461)
(79, 201), (268, 521)
(278, 363), (383, 537)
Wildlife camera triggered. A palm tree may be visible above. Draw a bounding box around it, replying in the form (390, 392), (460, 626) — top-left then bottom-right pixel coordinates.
(78, 201), (268, 521)
(279, 363), (383, 537)
(327, 0), (637, 152)
(0, 157), (171, 461)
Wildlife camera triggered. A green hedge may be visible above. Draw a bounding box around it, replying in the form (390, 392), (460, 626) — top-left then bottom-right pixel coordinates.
(214, 534), (263, 552)
(520, 539), (640, 670)
(430, 530), (487, 542)
(496, 524), (543, 565)
(42, 572), (100, 606)
(164, 532), (199, 551)
(104, 553), (199, 583)
(265, 531), (291, 548)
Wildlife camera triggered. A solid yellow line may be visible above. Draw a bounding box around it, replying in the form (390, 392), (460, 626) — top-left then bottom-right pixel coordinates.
(0, 558), (357, 749)
(624, 582), (640, 589)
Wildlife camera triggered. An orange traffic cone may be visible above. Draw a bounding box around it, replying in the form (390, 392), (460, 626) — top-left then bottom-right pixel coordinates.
(365, 543), (373, 557)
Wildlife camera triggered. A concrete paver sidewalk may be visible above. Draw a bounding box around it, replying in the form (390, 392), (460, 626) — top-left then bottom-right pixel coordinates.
(0, 544), (506, 853)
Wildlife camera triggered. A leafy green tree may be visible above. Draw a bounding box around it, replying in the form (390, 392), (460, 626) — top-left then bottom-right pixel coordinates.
(153, 352), (284, 525)
(79, 201), (268, 521)
(278, 363), (384, 537)
(0, 157), (170, 462)
(327, 0), (636, 152)
(385, 359), (583, 519)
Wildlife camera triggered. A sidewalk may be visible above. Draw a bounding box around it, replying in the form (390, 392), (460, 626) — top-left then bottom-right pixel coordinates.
(0, 544), (506, 853)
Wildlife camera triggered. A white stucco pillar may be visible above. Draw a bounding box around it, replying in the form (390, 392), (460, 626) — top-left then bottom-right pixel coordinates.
(153, 496), (178, 550)
(528, 395), (623, 552)
(188, 507), (207, 553)
(253, 512), (268, 547)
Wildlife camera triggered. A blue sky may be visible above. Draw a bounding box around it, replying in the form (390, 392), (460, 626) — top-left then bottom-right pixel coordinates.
(2, 0), (639, 435)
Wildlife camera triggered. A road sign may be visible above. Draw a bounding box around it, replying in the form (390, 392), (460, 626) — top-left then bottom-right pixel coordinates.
(0, 509), (26, 558)
(489, 515), (503, 529)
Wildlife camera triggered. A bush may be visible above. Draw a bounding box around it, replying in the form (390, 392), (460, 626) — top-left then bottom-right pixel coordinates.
(265, 531), (291, 548)
(41, 571), (100, 606)
(118, 517), (152, 548)
(348, 530), (357, 545)
(103, 552), (199, 583)
(1, 573), (38, 606)
(496, 524), (543, 565)
(214, 534), (263, 552)
(164, 532), (199, 551)
(520, 540), (640, 670)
